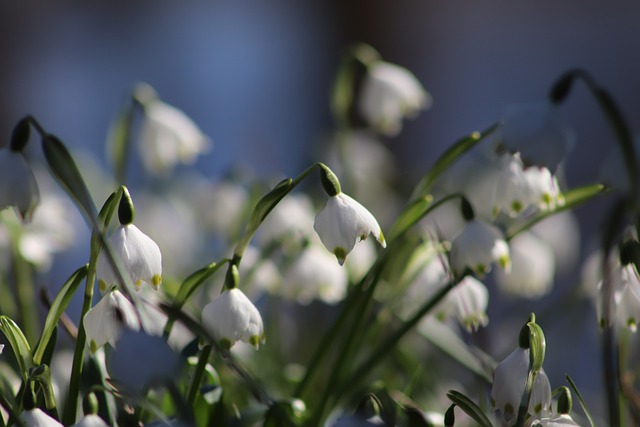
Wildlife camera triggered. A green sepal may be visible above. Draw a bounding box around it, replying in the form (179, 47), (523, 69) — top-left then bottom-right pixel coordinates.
(41, 135), (98, 224)
(506, 184), (606, 240)
(526, 319), (546, 374)
(32, 264), (88, 365)
(117, 186), (135, 225)
(224, 264), (240, 291)
(565, 374), (597, 427)
(319, 164), (341, 197)
(446, 390), (494, 427)
(10, 117), (31, 152)
(412, 124), (498, 198)
(555, 386), (572, 414)
(404, 405), (433, 427)
(0, 316), (33, 379)
(90, 187), (123, 257)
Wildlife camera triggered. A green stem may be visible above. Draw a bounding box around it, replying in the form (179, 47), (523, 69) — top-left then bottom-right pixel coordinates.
(187, 344), (213, 406)
(10, 237), (37, 346)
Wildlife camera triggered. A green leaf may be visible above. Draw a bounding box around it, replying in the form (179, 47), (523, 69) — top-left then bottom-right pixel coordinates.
(565, 374), (597, 427)
(388, 195), (433, 241)
(506, 184), (606, 240)
(446, 390), (494, 427)
(412, 124), (498, 198)
(33, 265), (88, 365)
(526, 321), (546, 374)
(418, 318), (494, 383)
(106, 101), (135, 184)
(0, 316), (32, 379)
(42, 135), (98, 224)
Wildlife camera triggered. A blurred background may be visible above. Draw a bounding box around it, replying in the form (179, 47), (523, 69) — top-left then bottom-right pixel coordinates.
(2, 0), (640, 422)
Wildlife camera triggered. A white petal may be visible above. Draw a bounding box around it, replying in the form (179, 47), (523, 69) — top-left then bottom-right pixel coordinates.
(83, 290), (140, 352)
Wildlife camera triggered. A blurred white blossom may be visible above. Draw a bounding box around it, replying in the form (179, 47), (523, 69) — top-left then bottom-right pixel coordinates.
(358, 61), (431, 136)
(449, 219), (510, 276)
(83, 289), (141, 353)
(0, 147), (39, 221)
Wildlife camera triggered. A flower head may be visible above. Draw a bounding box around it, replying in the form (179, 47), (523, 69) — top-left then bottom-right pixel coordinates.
(97, 223), (162, 294)
(358, 61), (431, 136)
(16, 408), (63, 427)
(201, 288), (265, 350)
(449, 219), (510, 276)
(83, 289), (141, 353)
(137, 85), (211, 174)
(314, 192), (386, 265)
(446, 276), (490, 332)
(0, 148), (39, 221)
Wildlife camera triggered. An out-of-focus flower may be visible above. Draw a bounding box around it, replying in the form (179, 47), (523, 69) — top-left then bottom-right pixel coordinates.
(523, 167), (564, 212)
(495, 231), (556, 299)
(500, 101), (574, 171)
(83, 289), (141, 353)
(282, 244), (348, 304)
(493, 153), (531, 218)
(314, 192), (386, 265)
(257, 193), (316, 252)
(107, 329), (182, 395)
(97, 223), (162, 294)
(449, 219), (510, 276)
(599, 262), (640, 331)
(358, 61), (431, 137)
(201, 288), (265, 350)
(70, 414), (109, 427)
(446, 275), (489, 332)
(15, 408), (63, 427)
(0, 147), (39, 221)
(531, 414), (582, 426)
(137, 87), (211, 175)
(491, 347), (552, 423)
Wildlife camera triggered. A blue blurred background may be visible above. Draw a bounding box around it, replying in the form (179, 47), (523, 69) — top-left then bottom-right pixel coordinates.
(3, 0), (640, 421)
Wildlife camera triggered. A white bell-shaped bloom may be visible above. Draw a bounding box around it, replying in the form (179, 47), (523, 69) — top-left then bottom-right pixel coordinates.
(314, 192), (386, 265)
(491, 347), (552, 423)
(449, 219), (510, 276)
(0, 148), (39, 221)
(500, 101), (574, 171)
(70, 414), (109, 427)
(495, 231), (556, 299)
(138, 98), (211, 174)
(97, 224), (162, 294)
(15, 408), (63, 427)
(201, 288), (265, 350)
(523, 167), (564, 212)
(282, 244), (349, 304)
(83, 289), (141, 353)
(446, 275), (489, 332)
(493, 153), (533, 218)
(606, 263), (640, 331)
(358, 61), (431, 136)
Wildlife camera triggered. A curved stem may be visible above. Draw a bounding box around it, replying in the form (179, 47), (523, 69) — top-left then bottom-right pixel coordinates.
(187, 344), (213, 406)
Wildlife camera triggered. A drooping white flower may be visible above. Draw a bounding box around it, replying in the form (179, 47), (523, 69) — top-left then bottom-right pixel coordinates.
(492, 153), (533, 218)
(15, 408), (63, 427)
(97, 223), (162, 294)
(0, 148), (39, 221)
(83, 290), (141, 353)
(446, 275), (489, 332)
(201, 288), (265, 350)
(358, 61), (431, 136)
(449, 219), (510, 276)
(495, 231), (556, 299)
(70, 414), (109, 427)
(600, 262), (640, 331)
(138, 94), (211, 174)
(523, 166), (564, 212)
(491, 347), (552, 423)
(314, 192), (386, 265)
(500, 101), (575, 171)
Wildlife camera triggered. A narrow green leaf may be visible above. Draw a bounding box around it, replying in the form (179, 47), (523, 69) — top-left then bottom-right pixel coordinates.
(388, 196), (433, 241)
(42, 135), (98, 224)
(565, 374), (597, 427)
(446, 390), (494, 427)
(106, 102), (135, 184)
(33, 265), (88, 365)
(419, 318), (494, 383)
(506, 184), (606, 240)
(0, 316), (32, 379)
(413, 124), (498, 198)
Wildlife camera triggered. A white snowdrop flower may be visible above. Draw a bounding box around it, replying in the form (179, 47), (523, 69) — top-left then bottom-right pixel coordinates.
(491, 347), (552, 423)
(500, 101), (575, 171)
(0, 148), (39, 221)
(138, 91), (211, 175)
(201, 288), (265, 350)
(358, 61), (431, 136)
(523, 166), (564, 211)
(314, 192), (386, 266)
(97, 223), (162, 294)
(70, 414), (109, 427)
(606, 263), (640, 332)
(15, 408), (63, 427)
(446, 275), (489, 332)
(282, 244), (348, 304)
(449, 219), (510, 276)
(493, 153), (533, 218)
(83, 290), (141, 353)
(531, 414), (582, 427)
(495, 231), (556, 299)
